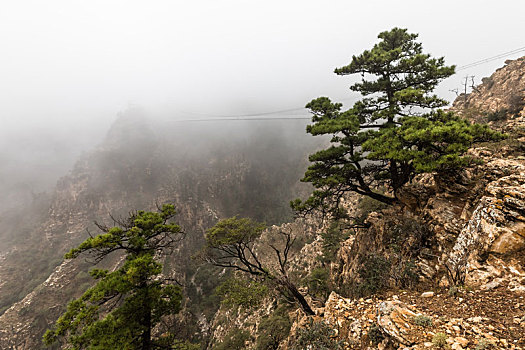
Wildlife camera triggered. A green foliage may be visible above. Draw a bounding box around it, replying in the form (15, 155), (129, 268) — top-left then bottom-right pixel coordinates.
(213, 328), (251, 350)
(448, 285), (459, 297)
(354, 253), (391, 297)
(365, 110), (503, 173)
(319, 220), (349, 263)
(184, 264), (224, 324)
(432, 332), (448, 348)
(396, 261), (420, 289)
(486, 109), (508, 122)
(202, 216), (315, 315)
(255, 305), (292, 350)
(367, 322), (385, 345)
(475, 338), (494, 350)
(293, 28), (503, 214)
(206, 216), (266, 248)
(43, 205), (184, 350)
(355, 196), (388, 225)
(216, 277), (268, 309)
(304, 267), (331, 301)
(170, 340), (201, 350)
(290, 320), (342, 350)
(413, 315), (433, 327)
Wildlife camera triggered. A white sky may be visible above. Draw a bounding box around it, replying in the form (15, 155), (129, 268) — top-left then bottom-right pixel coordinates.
(1, 0), (524, 139)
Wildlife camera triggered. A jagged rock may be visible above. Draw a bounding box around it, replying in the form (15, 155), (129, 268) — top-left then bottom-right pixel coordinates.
(446, 159), (525, 290)
(452, 56), (525, 128)
(376, 300), (418, 346)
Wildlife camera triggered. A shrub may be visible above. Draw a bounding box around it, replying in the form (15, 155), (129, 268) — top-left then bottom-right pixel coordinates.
(256, 305), (292, 350)
(290, 321), (342, 350)
(475, 338), (494, 350)
(385, 217), (428, 289)
(398, 261), (420, 288)
(353, 254), (391, 297)
(355, 196), (388, 225)
(413, 315), (433, 327)
(432, 332), (448, 348)
(304, 267), (331, 301)
(486, 109), (507, 122)
(213, 328), (251, 350)
(319, 220), (349, 263)
(367, 322), (385, 345)
(215, 277), (268, 309)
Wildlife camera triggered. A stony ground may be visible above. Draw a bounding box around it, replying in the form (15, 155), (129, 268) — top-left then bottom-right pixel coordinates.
(397, 286), (525, 349)
(315, 284), (525, 350)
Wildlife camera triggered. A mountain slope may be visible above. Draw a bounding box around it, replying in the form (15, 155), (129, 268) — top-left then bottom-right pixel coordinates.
(0, 112), (320, 349)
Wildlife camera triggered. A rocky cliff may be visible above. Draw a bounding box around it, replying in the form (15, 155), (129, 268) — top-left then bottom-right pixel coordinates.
(207, 58), (525, 350)
(0, 114), (318, 349)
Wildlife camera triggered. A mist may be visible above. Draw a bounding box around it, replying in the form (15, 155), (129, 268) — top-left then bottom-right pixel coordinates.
(1, 0), (525, 212)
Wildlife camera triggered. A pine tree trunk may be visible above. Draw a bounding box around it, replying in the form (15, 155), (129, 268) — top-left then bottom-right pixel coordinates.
(142, 309), (152, 350)
(142, 286), (152, 350)
(279, 278), (315, 316)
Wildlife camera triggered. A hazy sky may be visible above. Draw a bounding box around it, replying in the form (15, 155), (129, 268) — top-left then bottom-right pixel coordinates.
(1, 0), (524, 188)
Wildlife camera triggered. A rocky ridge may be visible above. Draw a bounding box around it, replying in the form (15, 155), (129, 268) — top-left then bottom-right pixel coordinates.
(287, 57), (525, 349)
(0, 117), (316, 349)
(208, 58), (525, 349)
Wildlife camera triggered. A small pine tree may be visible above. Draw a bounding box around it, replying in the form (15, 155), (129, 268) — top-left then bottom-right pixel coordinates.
(43, 204), (184, 350)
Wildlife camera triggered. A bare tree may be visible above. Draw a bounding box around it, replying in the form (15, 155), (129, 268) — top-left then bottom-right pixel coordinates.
(200, 217), (315, 315)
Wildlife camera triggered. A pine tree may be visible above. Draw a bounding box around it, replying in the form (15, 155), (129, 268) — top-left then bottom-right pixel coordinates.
(43, 204), (184, 350)
(292, 28), (503, 214)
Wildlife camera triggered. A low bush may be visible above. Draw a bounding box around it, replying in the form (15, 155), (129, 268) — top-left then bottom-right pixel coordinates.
(432, 332), (448, 348)
(319, 220), (349, 263)
(353, 253), (391, 297)
(256, 305), (292, 350)
(290, 321), (342, 350)
(367, 322), (385, 345)
(475, 337), (494, 350)
(486, 109), (507, 122)
(213, 328), (251, 350)
(304, 267), (331, 301)
(355, 196), (388, 225)
(215, 277), (268, 309)
(413, 315), (433, 327)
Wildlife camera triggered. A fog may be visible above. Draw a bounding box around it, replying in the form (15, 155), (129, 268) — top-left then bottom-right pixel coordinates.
(1, 0), (525, 210)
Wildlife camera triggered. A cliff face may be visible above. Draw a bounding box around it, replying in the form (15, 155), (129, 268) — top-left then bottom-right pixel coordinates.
(288, 58), (525, 349)
(452, 56), (525, 131)
(207, 58), (525, 350)
(0, 115), (318, 349)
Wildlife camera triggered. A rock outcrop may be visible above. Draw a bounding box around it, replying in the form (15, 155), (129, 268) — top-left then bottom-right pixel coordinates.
(280, 57), (525, 349)
(292, 290), (524, 349)
(452, 56), (525, 131)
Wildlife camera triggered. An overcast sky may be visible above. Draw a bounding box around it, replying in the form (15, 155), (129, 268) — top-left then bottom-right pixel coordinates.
(1, 0), (524, 186)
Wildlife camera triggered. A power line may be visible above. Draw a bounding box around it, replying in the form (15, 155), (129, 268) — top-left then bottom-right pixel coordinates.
(171, 46), (525, 123)
(457, 46), (525, 70)
(176, 107), (308, 120)
(172, 116), (311, 122)
(176, 96), (356, 120)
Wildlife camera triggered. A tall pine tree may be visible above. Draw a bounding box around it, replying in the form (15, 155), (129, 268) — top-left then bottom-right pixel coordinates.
(292, 28), (502, 214)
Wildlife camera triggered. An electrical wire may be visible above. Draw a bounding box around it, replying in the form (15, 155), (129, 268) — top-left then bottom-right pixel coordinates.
(171, 46), (525, 122)
(456, 46), (525, 71)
